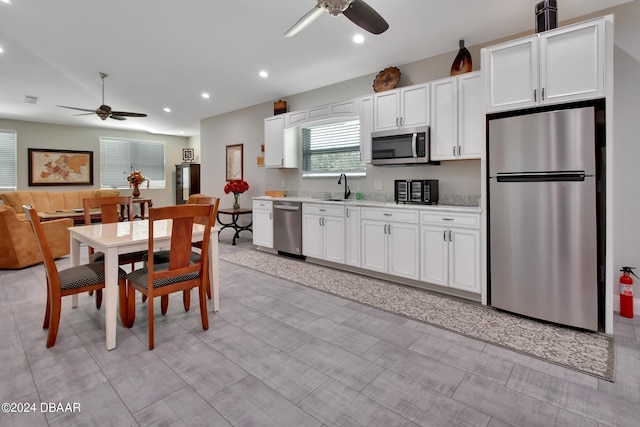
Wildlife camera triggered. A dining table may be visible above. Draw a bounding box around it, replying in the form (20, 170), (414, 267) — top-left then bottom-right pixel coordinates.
(69, 219), (219, 350)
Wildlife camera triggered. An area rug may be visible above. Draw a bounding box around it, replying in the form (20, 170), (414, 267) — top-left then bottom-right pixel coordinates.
(220, 250), (615, 381)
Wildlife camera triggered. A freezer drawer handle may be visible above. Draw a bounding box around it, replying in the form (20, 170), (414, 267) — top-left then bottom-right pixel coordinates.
(496, 172), (586, 182)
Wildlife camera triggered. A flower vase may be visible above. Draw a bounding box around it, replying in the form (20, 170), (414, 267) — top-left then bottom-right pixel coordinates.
(233, 192), (240, 210)
(132, 183), (140, 198)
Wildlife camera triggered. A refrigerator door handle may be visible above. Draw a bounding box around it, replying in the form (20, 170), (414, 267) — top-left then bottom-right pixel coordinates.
(496, 171), (586, 183)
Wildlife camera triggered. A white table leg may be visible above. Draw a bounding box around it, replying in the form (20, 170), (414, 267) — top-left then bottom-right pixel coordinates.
(70, 234), (81, 308)
(210, 229), (219, 312)
(104, 247), (119, 350)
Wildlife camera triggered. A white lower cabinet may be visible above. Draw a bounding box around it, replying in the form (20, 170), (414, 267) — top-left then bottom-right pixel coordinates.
(302, 204), (345, 264)
(252, 200), (273, 248)
(420, 212), (480, 293)
(345, 206), (361, 267)
(361, 207), (420, 280)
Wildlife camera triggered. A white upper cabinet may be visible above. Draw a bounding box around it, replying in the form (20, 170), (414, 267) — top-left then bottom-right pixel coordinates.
(430, 71), (483, 160)
(285, 110), (308, 128)
(264, 115), (298, 168)
(484, 16), (608, 113)
(373, 83), (430, 132)
(359, 95), (373, 164)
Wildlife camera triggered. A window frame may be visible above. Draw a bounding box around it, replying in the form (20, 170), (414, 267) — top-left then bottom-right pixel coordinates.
(0, 129), (17, 191)
(99, 137), (166, 189)
(301, 118), (366, 178)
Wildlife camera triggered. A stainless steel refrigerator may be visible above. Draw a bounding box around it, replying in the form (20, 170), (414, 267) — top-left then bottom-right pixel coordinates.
(488, 104), (604, 331)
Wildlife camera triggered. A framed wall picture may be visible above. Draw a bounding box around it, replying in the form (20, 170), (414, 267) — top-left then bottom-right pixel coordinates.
(28, 148), (93, 186)
(226, 144), (243, 181)
(182, 148), (195, 162)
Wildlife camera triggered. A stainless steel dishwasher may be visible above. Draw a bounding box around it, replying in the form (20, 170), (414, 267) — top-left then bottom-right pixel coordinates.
(273, 201), (303, 256)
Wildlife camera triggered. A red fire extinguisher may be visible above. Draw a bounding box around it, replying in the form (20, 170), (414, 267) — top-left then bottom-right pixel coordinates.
(620, 266), (638, 318)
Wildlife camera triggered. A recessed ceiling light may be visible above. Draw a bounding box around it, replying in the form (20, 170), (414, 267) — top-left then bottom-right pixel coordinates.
(353, 34), (365, 44)
(1, 0), (13, 5)
(201, 92), (210, 99)
(163, 107), (171, 113)
(259, 70), (268, 78)
(0, 46), (4, 54)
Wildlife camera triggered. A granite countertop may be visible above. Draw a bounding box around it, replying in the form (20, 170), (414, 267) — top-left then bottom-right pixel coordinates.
(253, 196), (482, 214)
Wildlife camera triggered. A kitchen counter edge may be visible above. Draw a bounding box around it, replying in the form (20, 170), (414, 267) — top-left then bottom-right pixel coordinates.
(252, 196), (481, 214)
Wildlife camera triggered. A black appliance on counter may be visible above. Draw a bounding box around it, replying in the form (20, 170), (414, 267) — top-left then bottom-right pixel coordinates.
(394, 179), (439, 204)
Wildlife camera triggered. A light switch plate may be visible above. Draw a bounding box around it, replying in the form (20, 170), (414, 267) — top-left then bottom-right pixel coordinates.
(374, 180), (383, 190)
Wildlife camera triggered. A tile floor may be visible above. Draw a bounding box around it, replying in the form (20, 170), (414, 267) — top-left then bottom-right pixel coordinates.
(1, 235), (639, 426)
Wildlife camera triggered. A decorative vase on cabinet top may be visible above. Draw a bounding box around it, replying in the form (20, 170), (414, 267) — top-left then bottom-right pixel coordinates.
(450, 39), (472, 76)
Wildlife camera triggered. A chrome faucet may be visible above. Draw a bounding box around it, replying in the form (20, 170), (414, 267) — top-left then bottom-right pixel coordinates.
(337, 173), (351, 200)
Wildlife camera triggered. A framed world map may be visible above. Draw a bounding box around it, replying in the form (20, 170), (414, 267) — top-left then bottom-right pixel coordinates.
(28, 148), (93, 186)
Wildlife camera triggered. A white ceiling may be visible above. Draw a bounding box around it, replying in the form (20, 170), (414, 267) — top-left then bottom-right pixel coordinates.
(0, 0), (631, 137)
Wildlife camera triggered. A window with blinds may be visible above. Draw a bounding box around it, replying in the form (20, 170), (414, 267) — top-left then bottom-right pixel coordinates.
(99, 137), (166, 189)
(301, 119), (365, 177)
(0, 130), (17, 191)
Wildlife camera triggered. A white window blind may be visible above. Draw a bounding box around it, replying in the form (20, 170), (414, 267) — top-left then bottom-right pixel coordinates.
(99, 137), (166, 189)
(302, 119), (365, 177)
(0, 130), (17, 191)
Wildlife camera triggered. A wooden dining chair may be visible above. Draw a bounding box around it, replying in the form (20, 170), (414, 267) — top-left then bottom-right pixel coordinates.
(23, 205), (128, 347)
(83, 196), (148, 308)
(150, 196), (218, 304)
(125, 203), (216, 350)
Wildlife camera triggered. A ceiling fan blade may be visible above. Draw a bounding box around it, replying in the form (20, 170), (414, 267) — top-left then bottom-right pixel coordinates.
(284, 4), (325, 37)
(343, 0), (388, 35)
(109, 115), (127, 121)
(57, 105), (98, 113)
(73, 112), (97, 116)
(111, 111), (148, 118)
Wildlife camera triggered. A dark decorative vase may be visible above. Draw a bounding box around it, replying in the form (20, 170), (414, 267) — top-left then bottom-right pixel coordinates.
(450, 39), (472, 76)
(132, 183), (140, 198)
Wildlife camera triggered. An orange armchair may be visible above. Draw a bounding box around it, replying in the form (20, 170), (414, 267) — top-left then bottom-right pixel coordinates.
(0, 205), (72, 269)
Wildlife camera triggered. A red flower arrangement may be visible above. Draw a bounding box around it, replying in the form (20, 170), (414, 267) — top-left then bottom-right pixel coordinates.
(224, 180), (249, 194)
(127, 170), (150, 188)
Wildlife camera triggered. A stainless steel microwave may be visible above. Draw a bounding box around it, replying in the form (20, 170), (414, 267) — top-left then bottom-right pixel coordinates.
(371, 126), (437, 166)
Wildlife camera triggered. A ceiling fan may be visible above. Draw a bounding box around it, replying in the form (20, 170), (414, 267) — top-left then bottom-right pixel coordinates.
(284, 0), (389, 37)
(57, 72), (148, 121)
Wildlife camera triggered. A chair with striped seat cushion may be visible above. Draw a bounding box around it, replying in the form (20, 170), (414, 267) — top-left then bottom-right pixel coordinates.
(126, 201), (218, 350)
(149, 195), (218, 307)
(83, 196), (148, 309)
(24, 205), (129, 348)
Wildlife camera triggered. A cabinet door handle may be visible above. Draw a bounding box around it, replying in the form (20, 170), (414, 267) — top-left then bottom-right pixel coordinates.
(384, 224), (388, 234)
(458, 145), (461, 156)
(269, 212), (272, 220)
(449, 230), (452, 241)
(453, 146), (456, 156)
(443, 230), (447, 241)
(395, 117), (399, 127)
(542, 87), (545, 100)
(534, 89), (537, 102)
(346, 209), (350, 218)
(388, 224), (391, 235)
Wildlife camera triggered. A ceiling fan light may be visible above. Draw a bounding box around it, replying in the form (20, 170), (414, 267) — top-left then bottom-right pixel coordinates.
(322, 0), (353, 16)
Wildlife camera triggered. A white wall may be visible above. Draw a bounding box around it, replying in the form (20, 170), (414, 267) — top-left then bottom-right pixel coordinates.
(0, 119), (189, 207)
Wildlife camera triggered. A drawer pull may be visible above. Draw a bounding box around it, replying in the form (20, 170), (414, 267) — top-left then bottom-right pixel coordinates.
(442, 218), (454, 221)
(383, 213), (392, 216)
(319, 208), (326, 212)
